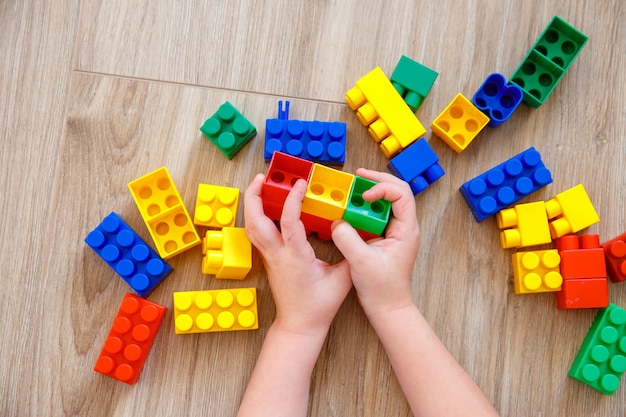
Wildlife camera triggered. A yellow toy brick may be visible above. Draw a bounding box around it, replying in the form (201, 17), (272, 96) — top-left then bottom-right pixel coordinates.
(173, 288), (258, 334)
(431, 93), (490, 153)
(497, 201), (551, 249)
(545, 184), (600, 238)
(513, 250), (563, 294)
(345, 67), (426, 158)
(194, 183), (240, 228)
(128, 167), (200, 259)
(202, 227), (252, 279)
(301, 163), (355, 221)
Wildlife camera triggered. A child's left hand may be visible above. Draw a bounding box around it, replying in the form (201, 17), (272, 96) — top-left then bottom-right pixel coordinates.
(244, 174), (353, 337)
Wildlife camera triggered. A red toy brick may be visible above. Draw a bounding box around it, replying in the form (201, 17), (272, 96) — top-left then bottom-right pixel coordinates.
(262, 151), (314, 210)
(301, 212), (333, 241)
(556, 278), (609, 310)
(556, 234), (606, 280)
(603, 232), (626, 283)
(94, 293), (167, 384)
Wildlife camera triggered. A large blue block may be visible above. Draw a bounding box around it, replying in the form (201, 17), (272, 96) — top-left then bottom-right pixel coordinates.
(459, 147), (553, 222)
(472, 73), (523, 127)
(85, 212), (172, 296)
(387, 138), (445, 195)
(264, 100), (346, 165)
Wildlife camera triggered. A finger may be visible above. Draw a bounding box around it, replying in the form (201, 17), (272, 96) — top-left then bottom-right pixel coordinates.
(360, 181), (417, 232)
(331, 220), (372, 265)
(280, 179), (310, 251)
(355, 167), (409, 188)
(243, 174), (282, 251)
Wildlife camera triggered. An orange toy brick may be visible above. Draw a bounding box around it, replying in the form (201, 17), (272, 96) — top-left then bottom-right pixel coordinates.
(557, 234), (606, 280)
(496, 201), (552, 249)
(94, 294), (167, 384)
(345, 67), (426, 158)
(173, 288), (258, 334)
(194, 183), (240, 228)
(202, 227), (252, 279)
(431, 93), (490, 153)
(546, 184), (600, 238)
(603, 232), (626, 283)
(513, 250), (562, 294)
(301, 163), (355, 221)
(557, 278), (609, 310)
(128, 167), (200, 259)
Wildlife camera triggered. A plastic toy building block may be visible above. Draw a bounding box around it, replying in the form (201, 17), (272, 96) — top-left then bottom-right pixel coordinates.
(200, 101), (257, 159)
(546, 184), (600, 238)
(472, 73), (523, 127)
(128, 167), (200, 259)
(603, 232), (626, 283)
(512, 250), (562, 294)
(510, 16), (588, 108)
(194, 183), (240, 228)
(262, 152), (314, 221)
(387, 138), (445, 195)
(556, 234), (606, 280)
(301, 163), (355, 221)
(459, 147), (552, 222)
(431, 93), (490, 153)
(346, 66), (426, 158)
(201, 227), (252, 279)
(568, 303), (626, 395)
(94, 294), (167, 384)
(301, 211), (333, 241)
(497, 201), (551, 249)
(390, 55), (439, 112)
(173, 288), (258, 334)
(85, 212), (172, 296)
(264, 101), (347, 165)
(342, 176), (391, 236)
(557, 278), (609, 310)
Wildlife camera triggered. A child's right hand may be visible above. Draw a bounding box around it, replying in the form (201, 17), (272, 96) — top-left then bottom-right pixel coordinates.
(331, 168), (420, 317)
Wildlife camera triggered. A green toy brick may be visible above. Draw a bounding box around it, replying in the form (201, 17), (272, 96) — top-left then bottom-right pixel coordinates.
(510, 16), (588, 108)
(568, 303), (626, 395)
(200, 102), (257, 159)
(390, 55), (439, 112)
(342, 176), (391, 236)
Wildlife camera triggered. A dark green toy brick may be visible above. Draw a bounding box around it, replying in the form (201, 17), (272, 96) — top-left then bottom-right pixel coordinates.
(568, 303), (626, 395)
(390, 55), (438, 112)
(200, 102), (257, 160)
(342, 176), (391, 236)
(534, 16), (589, 71)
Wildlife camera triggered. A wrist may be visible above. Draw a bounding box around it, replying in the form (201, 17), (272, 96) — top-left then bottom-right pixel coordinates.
(271, 317), (331, 342)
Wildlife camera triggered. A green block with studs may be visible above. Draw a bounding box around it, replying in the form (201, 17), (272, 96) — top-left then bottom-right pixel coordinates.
(390, 55), (438, 112)
(200, 102), (257, 159)
(342, 176), (391, 236)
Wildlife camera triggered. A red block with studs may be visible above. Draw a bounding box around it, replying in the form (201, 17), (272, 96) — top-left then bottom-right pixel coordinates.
(94, 294), (167, 384)
(556, 278), (609, 309)
(556, 234), (606, 280)
(602, 232), (626, 283)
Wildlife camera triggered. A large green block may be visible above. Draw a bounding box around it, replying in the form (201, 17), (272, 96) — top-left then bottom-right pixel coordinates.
(342, 176), (391, 236)
(390, 55), (438, 112)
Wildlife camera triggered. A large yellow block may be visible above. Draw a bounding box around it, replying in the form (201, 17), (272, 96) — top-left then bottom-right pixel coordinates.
(346, 67), (426, 158)
(173, 288), (258, 334)
(513, 250), (563, 294)
(128, 167), (200, 259)
(546, 184), (600, 238)
(497, 201), (551, 249)
(202, 227), (252, 279)
(301, 164), (355, 221)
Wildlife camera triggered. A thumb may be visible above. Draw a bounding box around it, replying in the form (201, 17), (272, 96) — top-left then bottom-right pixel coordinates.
(331, 220), (370, 263)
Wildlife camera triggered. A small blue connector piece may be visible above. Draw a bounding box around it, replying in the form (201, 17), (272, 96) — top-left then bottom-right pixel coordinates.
(387, 138), (445, 195)
(472, 73), (523, 127)
(85, 212), (172, 296)
(264, 100), (347, 165)
(459, 147), (553, 222)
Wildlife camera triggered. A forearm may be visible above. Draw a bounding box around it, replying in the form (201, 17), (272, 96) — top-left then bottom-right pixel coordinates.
(236, 322), (328, 417)
(367, 304), (499, 417)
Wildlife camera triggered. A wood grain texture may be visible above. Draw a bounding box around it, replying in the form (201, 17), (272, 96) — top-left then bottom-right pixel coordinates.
(1, 0), (626, 416)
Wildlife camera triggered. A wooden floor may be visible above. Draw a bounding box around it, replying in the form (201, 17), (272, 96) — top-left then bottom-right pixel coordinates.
(2, 1), (625, 416)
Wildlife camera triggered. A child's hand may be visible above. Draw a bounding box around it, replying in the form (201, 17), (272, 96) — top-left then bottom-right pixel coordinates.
(244, 174), (353, 336)
(331, 168), (420, 317)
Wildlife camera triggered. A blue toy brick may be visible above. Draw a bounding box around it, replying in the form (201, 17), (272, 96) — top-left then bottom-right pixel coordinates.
(459, 147), (552, 222)
(85, 212), (172, 296)
(387, 138), (445, 195)
(472, 73), (523, 127)
(264, 100), (346, 165)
